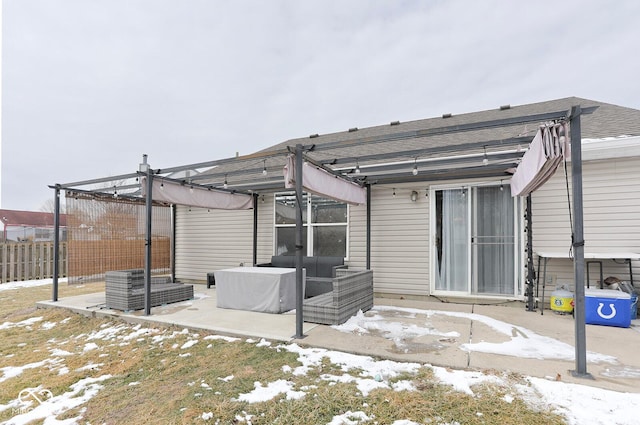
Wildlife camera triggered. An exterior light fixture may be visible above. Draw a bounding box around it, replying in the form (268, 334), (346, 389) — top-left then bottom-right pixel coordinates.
(500, 180), (504, 191)
(483, 146), (489, 165)
(355, 159), (361, 175)
(113, 186), (118, 198)
(223, 174), (228, 189)
(262, 160), (268, 176)
(410, 191), (418, 202)
(412, 158), (419, 175)
(160, 182), (164, 190)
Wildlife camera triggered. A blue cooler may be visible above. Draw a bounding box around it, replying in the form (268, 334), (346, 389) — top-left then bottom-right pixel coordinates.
(585, 288), (631, 328)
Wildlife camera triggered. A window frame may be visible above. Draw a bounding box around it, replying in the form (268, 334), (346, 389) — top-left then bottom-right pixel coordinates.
(273, 191), (349, 259)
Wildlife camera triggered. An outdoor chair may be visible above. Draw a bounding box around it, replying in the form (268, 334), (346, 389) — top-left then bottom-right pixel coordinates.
(105, 269), (194, 311)
(302, 268), (373, 325)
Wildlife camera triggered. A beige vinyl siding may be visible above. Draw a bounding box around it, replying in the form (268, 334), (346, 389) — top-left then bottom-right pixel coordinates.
(532, 156), (640, 290)
(256, 194), (275, 263)
(364, 185), (430, 296)
(173, 155), (640, 297)
(346, 201), (367, 267)
(174, 205), (253, 282)
(174, 196), (275, 283)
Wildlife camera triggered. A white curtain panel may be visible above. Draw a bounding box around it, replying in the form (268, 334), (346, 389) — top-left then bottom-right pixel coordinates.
(284, 155), (367, 206)
(140, 177), (253, 210)
(510, 122), (570, 197)
(436, 188), (469, 292)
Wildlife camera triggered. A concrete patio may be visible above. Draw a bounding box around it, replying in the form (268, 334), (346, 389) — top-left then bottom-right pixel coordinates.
(37, 284), (640, 394)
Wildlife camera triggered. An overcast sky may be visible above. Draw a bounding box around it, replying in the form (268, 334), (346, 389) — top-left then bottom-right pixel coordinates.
(2, 0), (640, 211)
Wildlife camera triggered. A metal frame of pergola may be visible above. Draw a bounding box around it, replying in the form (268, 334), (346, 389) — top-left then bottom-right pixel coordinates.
(49, 105), (594, 376)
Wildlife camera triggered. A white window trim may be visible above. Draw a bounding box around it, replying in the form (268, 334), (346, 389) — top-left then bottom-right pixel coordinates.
(273, 192), (350, 259)
(429, 180), (524, 300)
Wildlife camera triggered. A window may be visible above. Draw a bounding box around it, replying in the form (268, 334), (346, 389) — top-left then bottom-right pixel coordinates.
(274, 192), (348, 257)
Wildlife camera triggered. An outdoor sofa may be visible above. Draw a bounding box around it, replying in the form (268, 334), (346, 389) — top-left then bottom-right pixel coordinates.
(256, 255), (347, 298)
(302, 268), (374, 325)
(105, 269), (194, 311)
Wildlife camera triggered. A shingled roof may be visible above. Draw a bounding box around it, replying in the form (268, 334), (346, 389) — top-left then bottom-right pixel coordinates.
(192, 96), (640, 189)
(56, 96), (640, 197)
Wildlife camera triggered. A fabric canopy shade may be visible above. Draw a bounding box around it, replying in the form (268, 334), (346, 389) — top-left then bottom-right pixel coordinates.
(510, 122), (571, 197)
(140, 177), (253, 210)
(283, 155), (367, 205)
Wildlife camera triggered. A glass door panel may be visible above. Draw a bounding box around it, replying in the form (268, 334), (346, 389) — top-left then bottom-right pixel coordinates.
(434, 184), (518, 296)
(472, 186), (516, 295)
(435, 188), (469, 292)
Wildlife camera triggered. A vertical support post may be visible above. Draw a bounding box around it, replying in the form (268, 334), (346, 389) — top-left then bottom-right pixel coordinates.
(294, 144), (305, 338)
(253, 194), (258, 266)
(525, 194), (535, 311)
(170, 204), (176, 281)
(52, 185), (61, 302)
(366, 184), (371, 270)
(570, 105), (590, 378)
(144, 168), (154, 316)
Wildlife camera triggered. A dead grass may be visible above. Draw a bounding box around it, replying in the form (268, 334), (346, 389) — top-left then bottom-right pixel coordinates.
(0, 282), (567, 424)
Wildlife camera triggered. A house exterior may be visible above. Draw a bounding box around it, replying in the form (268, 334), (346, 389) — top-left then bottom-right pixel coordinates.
(0, 209), (68, 242)
(71, 97), (640, 304)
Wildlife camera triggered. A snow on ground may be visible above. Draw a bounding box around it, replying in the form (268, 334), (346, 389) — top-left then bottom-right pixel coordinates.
(336, 306), (618, 363)
(1, 278), (639, 424)
(0, 278), (67, 292)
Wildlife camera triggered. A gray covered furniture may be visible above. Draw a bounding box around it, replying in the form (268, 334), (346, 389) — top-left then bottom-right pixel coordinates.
(214, 266), (301, 313)
(257, 256), (346, 298)
(105, 269), (194, 311)
(303, 268), (374, 325)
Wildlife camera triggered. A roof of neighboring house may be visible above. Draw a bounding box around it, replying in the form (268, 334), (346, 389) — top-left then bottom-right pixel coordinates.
(0, 209), (68, 227)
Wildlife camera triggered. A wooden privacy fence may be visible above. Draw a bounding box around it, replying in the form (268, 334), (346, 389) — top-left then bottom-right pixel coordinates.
(0, 242), (68, 283)
(67, 238), (170, 282)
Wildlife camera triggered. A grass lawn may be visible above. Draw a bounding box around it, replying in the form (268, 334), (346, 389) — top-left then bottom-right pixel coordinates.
(0, 282), (566, 424)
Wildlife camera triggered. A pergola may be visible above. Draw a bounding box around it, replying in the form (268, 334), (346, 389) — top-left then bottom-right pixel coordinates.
(49, 104), (594, 376)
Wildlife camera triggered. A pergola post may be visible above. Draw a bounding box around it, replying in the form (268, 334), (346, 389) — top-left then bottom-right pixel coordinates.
(52, 185), (61, 302)
(253, 194), (258, 266)
(525, 194), (535, 311)
(366, 184), (371, 270)
(570, 105), (591, 378)
(294, 144), (305, 338)
(143, 157), (154, 316)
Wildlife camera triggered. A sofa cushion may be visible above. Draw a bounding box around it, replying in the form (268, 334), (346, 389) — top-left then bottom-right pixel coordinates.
(316, 256), (345, 278)
(269, 255), (344, 278)
(271, 255), (295, 268)
(303, 257), (318, 277)
(305, 277), (334, 298)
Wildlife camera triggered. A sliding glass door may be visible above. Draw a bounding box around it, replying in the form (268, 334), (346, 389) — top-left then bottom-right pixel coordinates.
(434, 184), (519, 297)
